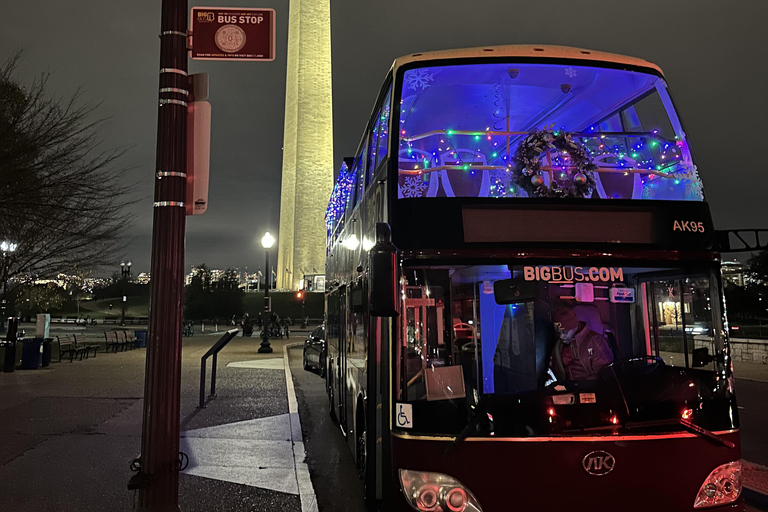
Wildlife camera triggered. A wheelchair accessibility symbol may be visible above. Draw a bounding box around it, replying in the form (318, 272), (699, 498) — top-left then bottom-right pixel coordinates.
(396, 403), (413, 429)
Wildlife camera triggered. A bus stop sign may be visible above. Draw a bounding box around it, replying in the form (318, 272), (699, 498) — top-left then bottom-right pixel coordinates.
(190, 7), (275, 61)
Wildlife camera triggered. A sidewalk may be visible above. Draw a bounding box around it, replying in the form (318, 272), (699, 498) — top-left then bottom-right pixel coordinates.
(0, 328), (316, 512)
(734, 359), (768, 383)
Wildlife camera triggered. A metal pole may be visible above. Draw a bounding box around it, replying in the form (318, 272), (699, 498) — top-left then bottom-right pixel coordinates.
(199, 361), (206, 409)
(136, 0), (187, 508)
(1, 274), (7, 334)
(259, 249), (272, 353)
(210, 353), (217, 396)
(121, 273), (126, 326)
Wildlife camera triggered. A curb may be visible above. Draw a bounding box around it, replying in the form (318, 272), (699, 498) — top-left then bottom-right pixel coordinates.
(284, 341), (319, 512)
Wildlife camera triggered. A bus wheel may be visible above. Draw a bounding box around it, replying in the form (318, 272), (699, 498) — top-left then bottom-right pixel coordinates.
(356, 417), (367, 482)
(357, 409), (375, 502)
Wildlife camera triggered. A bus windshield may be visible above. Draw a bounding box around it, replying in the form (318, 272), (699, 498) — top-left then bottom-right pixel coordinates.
(395, 263), (737, 438)
(396, 62), (703, 201)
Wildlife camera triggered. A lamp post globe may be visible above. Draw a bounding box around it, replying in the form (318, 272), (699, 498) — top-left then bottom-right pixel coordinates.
(259, 232), (274, 353)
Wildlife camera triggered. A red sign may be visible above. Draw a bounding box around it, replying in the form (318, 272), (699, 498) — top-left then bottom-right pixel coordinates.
(190, 7), (275, 61)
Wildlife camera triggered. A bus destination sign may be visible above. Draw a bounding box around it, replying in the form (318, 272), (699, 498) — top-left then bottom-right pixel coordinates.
(190, 7), (275, 61)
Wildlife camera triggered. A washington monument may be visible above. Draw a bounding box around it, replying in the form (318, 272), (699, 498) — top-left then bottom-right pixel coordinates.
(276, 0), (333, 290)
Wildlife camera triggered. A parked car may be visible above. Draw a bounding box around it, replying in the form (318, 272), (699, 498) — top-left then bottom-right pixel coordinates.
(303, 325), (326, 377)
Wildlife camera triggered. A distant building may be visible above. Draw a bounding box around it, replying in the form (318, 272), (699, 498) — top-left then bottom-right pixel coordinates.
(186, 266), (228, 286)
(721, 261), (745, 287)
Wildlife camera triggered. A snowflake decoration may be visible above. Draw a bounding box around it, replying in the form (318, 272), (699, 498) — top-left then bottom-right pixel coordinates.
(406, 69), (434, 91)
(564, 67), (578, 78)
(402, 176), (428, 197)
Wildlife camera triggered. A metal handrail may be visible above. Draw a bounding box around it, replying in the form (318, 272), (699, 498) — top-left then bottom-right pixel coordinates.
(198, 328), (240, 408)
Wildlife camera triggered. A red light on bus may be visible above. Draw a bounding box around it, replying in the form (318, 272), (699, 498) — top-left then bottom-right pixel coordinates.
(610, 415), (619, 425)
(416, 484), (439, 511)
(682, 408), (693, 420)
(445, 487), (468, 512)
(547, 408), (556, 417)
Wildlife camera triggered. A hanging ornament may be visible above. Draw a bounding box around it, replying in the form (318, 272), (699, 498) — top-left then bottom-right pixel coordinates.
(530, 174), (544, 187)
(574, 173), (587, 186)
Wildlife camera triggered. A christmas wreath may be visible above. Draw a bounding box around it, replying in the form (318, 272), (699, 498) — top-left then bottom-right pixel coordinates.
(512, 129), (597, 198)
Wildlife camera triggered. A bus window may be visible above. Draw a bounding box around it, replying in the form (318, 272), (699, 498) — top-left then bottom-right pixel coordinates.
(368, 86), (392, 187)
(397, 63), (702, 201)
(374, 87), (392, 172)
(356, 142), (368, 204)
(395, 263), (732, 437)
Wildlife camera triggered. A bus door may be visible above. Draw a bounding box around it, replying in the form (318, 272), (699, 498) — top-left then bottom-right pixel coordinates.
(400, 286), (444, 400)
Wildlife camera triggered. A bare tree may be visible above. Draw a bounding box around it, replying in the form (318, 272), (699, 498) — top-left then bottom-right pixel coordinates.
(0, 52), (135, 292)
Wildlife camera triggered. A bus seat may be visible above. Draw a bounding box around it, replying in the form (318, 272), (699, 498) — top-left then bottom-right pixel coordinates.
(573, 304), (619, 357)
(398, 148), (440, 198)
(592, 153), (643, 199)
(453, 322), (474, 339)
(572, 304), (606, 336)
(439, 149), (490, 197)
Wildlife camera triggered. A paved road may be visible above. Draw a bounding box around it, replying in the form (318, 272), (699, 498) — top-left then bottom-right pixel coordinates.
(288, 345), (372, 512)
(737, 378), (768, 466)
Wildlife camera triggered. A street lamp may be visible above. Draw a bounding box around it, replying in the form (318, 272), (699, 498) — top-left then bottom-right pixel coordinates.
(1, 241), (18, 334)
(259, 232), (274, 353)
(120, 261), (131, 326)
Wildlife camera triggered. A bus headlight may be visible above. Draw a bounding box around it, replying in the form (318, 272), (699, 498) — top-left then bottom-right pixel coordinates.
(399, 469), (483, 512)
(693, 461), (742, 509)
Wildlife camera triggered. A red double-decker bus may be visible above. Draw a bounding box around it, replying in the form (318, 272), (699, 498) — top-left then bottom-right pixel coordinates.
(323, 45), (744, 512)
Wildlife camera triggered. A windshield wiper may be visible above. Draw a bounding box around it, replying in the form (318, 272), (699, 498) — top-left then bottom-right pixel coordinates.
(445, 396), (496, 456)
(625, 418), (735, 448)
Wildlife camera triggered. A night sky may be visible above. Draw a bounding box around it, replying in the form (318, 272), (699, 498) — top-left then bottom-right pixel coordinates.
(1, 1), (766, 276)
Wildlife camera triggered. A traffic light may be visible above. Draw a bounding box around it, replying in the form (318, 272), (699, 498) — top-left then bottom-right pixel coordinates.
(296, 291), (303, 299)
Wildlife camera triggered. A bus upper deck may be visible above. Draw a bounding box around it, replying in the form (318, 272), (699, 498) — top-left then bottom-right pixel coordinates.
(326, 44), (713, 262)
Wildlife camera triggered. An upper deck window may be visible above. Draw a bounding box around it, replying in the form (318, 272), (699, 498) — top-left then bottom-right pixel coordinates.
(396, 62), (703, 201)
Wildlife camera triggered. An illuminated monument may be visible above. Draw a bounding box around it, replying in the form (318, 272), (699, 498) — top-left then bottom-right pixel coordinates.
(277, 0), (333, 290)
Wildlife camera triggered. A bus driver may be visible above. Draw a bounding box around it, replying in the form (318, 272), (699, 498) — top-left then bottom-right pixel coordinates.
(551, 306), (614, 381)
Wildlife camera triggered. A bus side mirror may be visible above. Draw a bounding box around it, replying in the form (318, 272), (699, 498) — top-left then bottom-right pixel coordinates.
(369, 223), (399, 317)
(692, 347), (714, 367)
(493, 278), (540, 304)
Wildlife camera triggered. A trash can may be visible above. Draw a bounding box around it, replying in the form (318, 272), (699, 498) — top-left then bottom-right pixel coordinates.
(2, 340), (17, 373)
(41, 338), (53, 367)
(21, 338), (44, 369)
(134, 330), (147, 348)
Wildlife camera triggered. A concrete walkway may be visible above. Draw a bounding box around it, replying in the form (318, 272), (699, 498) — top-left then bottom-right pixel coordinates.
(0, 327), (317, 512)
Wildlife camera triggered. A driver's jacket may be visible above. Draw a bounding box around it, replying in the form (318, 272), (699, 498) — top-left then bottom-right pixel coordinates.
(559, 326), (614, 380)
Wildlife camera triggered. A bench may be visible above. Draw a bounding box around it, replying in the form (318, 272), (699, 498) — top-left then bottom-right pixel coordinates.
(103, 316), (119, 325)
(104, 331), (130, 352)
(124, 330), (138, 346)
(55, 335), (88, 362)
(73, 333), (102, 358)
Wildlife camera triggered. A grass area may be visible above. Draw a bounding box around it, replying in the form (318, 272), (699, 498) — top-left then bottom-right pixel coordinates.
(47, 291), (324, 321)
(52, 297), (148, 318)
